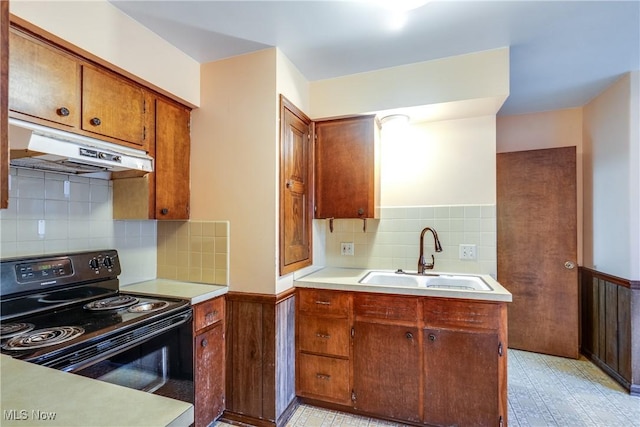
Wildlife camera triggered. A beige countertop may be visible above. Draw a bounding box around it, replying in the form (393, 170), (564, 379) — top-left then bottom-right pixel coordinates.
(294, 267), (512, 302)
(0, 355), (193, 427)
(122, 279), (228, 305)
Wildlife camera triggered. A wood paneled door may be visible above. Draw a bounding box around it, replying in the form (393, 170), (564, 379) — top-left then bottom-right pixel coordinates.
(497, 146), (579, 359)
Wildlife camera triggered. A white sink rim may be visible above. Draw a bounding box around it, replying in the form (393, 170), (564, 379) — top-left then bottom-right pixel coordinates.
(359, 271), (493, 291)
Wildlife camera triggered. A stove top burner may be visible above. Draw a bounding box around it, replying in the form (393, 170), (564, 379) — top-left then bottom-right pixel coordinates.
(128, 301), (170, 313)
(2, 326), (84, 350)
(0, 322), (35, 340)
(83, 295), (139, 311)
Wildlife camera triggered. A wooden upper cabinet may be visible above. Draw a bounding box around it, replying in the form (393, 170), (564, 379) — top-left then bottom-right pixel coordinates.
(315, 115), (380, 219)
(82, 66), (150, 149)
(9, 27), (151, 151)
(8, 28), (81, 128)
(155, 97), (190, 219)
(279, 96), (313, 275)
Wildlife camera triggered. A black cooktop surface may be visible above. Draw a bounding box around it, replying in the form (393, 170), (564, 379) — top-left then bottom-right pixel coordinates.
(0, 293), (190, 363)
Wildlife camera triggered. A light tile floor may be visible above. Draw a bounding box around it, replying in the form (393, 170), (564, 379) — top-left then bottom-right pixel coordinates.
(217, 349), (640, 427)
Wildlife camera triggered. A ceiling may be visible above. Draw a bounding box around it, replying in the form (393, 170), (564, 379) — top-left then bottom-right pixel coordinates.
(109, 0), (639, 116)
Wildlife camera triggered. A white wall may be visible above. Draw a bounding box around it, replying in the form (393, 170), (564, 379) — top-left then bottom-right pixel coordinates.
(190, 49), (278, 294)
(381, 116), (496, 206)
(10, 0), (200, 107)
(583, 72), (640, 280)
(309, 48), (509, 119)
(496, 108), (584, 265)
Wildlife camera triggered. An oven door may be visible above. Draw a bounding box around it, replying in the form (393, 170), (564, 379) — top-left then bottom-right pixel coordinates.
(67, 312), (194, 403)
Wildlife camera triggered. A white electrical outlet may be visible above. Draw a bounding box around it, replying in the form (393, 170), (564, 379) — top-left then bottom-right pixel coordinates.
(340, 242), (354, 256)
(459, 244), (477, 260)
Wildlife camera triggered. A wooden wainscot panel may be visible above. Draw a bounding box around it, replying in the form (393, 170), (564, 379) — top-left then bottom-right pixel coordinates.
(224, 289), (297, 427)
(580, 267), (640, 396)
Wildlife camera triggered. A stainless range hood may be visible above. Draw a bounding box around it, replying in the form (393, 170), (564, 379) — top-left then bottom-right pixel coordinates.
(9, 118), (154, 177)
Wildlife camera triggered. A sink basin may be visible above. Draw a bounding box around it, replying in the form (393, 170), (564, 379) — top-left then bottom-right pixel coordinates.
(359, 271), (493, 291)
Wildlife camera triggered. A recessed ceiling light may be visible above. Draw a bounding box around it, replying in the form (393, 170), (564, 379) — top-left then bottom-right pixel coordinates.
(375, 0), (430, 13)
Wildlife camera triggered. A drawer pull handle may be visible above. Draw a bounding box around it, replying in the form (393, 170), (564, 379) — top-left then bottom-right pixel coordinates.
(315, 333), (331, 339)
(316, 373), (331, 381)
(315, 300), (331, 305)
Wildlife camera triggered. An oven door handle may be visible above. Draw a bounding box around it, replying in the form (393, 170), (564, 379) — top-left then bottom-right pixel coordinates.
(43, 309), (193, 372)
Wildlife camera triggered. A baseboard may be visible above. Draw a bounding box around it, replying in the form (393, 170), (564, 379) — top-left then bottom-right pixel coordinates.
(221, 399), (299, 427)
(581, 349), (635, 395)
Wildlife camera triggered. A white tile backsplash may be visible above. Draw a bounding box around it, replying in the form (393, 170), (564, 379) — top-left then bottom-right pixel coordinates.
(322, 205), (497, 276)
(1, 168), (157, 284)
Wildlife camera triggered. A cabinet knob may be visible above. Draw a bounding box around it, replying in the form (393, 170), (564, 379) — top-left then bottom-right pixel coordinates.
(405, 332), (414, 340)
(201, 338), (208, 347)
(357, 208), (365, 216)
(428, 333), (436, 342)
(57, 107), (70, 117)
(90, 117), (102, 126)
(160, 208), (169, 215)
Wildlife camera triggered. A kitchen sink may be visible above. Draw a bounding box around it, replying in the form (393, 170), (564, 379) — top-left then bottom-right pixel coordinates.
(359, 271), (493, 291)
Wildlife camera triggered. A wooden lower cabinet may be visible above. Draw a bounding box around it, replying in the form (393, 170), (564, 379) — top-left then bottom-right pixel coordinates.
(296, 289), (508, 427)
(193, 297), (225, 427)
(353, 322), (421, 423)
(423, 328), (501, 426)
(298, 353), (351, 404)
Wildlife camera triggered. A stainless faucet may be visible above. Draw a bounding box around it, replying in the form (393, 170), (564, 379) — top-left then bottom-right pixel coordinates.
(418, 227), (443, 274)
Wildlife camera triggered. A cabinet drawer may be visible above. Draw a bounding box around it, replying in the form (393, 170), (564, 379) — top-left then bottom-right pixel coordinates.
(298, 289), (350, 316)
(194, 297), (224, 332)
(354, 293), (419, 322)
(298, 353), (351, 404)
(298, 315), (350, 357)
(423, 298), (502, 330)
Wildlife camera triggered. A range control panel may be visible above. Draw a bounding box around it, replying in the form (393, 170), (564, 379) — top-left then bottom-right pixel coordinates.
(15, 258), (73, 283)
(1, 250), (121, 297)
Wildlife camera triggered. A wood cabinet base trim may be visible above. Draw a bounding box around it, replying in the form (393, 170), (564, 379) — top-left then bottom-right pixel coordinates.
(221, 398), (299, 427)
(298, 398), (423, 427)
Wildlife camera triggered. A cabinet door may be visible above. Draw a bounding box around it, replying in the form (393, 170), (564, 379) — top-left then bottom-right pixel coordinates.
(279, 96), (313, 275)
(315, 115), (378, 219)
(155, 98), (190, 219)
(353, 322), (421, 423)
(82, 66), (148, 147)
(195, 323), (225, 427)
(9, 29), (80, 127)
(423, 328), (501, 427)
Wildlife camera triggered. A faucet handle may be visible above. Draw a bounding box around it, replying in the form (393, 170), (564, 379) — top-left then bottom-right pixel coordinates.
(425, 254), (435, 270)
